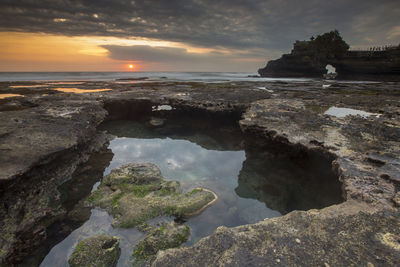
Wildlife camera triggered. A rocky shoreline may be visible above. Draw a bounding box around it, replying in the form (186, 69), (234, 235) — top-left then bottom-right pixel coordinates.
(258, 31), (400, 80)
(0, 80), (399, 266)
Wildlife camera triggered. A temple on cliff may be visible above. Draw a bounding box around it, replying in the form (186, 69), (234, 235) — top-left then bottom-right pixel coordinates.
(258, 30), (400, 80)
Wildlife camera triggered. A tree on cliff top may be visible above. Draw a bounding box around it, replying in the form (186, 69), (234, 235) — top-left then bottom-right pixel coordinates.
(312, 30), (350, 59)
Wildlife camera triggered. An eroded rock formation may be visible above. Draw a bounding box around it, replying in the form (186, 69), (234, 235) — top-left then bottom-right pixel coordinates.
(258, 30), (400, 79)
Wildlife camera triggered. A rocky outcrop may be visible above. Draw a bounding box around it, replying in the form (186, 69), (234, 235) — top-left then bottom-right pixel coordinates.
(87, 163), (217, 229)
(258, 30), (400, 79)
(0, 94), (109, 265)
(0, 95), (107, 182)
(68, 234), (121, 267)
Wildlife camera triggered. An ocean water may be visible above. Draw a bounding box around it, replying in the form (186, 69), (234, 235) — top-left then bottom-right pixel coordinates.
(0, 71), (312, 82)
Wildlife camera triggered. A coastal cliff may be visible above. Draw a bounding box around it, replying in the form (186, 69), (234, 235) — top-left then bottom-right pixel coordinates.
(258, 30), (400, 79)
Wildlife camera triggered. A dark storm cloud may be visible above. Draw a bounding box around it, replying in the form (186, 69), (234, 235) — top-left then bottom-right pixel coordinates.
(1, 0), (399, 51)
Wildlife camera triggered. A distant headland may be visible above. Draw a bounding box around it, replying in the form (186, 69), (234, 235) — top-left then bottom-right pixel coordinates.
(258, 30), (400, 80)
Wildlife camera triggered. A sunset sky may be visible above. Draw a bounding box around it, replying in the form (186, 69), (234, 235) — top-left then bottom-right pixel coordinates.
(0, 0), (399, 72)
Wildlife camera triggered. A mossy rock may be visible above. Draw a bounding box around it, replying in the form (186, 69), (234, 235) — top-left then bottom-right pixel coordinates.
(133, 222), (190, 264)
(102, 162), (163, 187)
(87, 163), (217, 228)
(68, 234), (121, 267)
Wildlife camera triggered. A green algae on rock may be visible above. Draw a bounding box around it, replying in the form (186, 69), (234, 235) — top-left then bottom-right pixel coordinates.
(87, 163), (217, 228)
(68, 234), (121, 267)
(133, 222), (190, 264)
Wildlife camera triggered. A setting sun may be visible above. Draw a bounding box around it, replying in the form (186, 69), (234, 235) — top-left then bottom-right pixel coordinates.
(129, 64), (134, 70)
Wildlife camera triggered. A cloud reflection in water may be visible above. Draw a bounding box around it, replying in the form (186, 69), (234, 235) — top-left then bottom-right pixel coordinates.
(106, 136), (281, 244)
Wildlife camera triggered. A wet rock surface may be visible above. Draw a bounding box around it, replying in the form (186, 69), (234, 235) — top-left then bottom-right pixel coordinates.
(0, 80), (399, 265)
(133, 222), (190, 265)
(153, 201), (400, 266)
(0, 95), (107, 182)
(87, 163), (217, 228)
(68, 234), (121, 267)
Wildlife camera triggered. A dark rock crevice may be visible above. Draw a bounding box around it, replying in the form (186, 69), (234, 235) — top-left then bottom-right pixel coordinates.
(0, 132), (109, 266)
(238, 128), (344, 215)
(103, 99), (154, 121)
(102, 98), (244, 123)
(16, 144), (115, 266)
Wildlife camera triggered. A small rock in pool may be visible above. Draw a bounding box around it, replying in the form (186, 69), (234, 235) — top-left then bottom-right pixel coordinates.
(149, 117), (165, 127)
(133, 221), (190, 264)
(68, 234), (121, 267)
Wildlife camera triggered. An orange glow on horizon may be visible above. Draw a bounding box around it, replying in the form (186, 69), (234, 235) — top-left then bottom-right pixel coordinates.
(54, 88), (112, 93)
(0, 31), (210, 71)
(0, 31), (263, 72)
(0, 32), (121, 71)
(0, 32), (155, 71)
(0, 94), (24, 99)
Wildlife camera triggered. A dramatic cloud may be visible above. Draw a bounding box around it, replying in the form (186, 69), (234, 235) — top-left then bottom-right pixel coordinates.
(103, 45), (269, 71)
(1, 0), (399, 52)
(104, 45), (211, 62)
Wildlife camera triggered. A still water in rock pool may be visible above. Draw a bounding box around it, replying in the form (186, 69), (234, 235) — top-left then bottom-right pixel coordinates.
(40, 116), (342, 266)
(103, 136), (279, 237)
